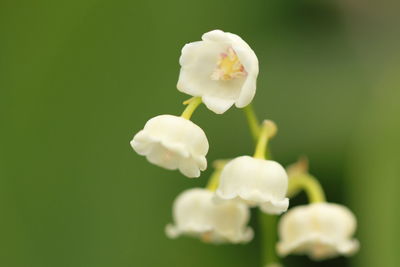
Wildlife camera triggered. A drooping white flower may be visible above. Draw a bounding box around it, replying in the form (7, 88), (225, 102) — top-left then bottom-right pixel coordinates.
(277, 203), (359, 260)
(177, 29), (259, 114)
(216, 156), (289, 214)
(166, 188), (253, 244)
(130, 115), (208, 178)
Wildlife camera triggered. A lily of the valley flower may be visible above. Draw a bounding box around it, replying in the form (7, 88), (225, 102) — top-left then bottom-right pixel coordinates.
(177, 29), (259, 114)
(130, 115), (208, 178)
(216, 156), (289, 214)
(277, 203), (359, 260)
(166, 188), (253, 244)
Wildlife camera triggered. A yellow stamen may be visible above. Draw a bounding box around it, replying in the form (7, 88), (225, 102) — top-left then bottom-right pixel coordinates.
(211, 48), (247, 81)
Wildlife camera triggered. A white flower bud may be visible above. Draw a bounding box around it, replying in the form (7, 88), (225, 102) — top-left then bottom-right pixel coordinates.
(130, 115), (208, 178)
(216, 156), (289, 214)
(166, 188), (253, 244)
(177, 29), (259, 114)
(277, 203), (359, 260)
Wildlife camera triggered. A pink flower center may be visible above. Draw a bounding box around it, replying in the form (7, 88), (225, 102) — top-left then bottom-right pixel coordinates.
(211, 48), (247, 81)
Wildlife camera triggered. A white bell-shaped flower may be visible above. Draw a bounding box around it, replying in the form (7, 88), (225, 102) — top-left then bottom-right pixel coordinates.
(277, 203), (359, 260)
(166, 188), (253, 244)
(177, 29), (259, 114)
(130, 115), (208, 178)
(216, 156), (289, 214)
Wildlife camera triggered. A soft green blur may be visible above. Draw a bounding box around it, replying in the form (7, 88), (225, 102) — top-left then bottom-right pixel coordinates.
(1, 0), (399, 266)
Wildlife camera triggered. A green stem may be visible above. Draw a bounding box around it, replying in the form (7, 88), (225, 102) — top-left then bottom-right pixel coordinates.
(259, 212), (280, 266)
(242, 105), (280, 266)
(287, 174), (326, 203)
(206, 168), (222, 192)
(206, 160), (229, 191)
(261, 153), (281, 267)
(253, 122), (269, 159)
(181, 97), (202, 120)
(243, 106), (272, 159)
(242, 104), (261, 142)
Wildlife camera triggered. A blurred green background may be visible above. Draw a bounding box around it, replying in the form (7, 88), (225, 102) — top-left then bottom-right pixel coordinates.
(1, 0), (399, 266)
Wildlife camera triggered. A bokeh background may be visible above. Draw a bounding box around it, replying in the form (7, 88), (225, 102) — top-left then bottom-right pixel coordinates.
(1, 0), (399, 266)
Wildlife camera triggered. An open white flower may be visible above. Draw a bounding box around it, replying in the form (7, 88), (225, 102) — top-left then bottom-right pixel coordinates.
(177, 29), (259, 114)
(130, 115), (208, 178)
(216, 156), (289, 214)
(166, 188), (253, 244)
(277, 203), (359, 260)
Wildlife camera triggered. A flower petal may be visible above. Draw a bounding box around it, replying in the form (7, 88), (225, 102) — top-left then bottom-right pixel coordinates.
(130, 115), (209, 178)
(178, 158), (201, 178)
(166, 188), (253, 244)
(260, 198), (289, 214)
(177, 30), (259, 114)
(277, 203), (359, 260)
(202, 95), (235, 114)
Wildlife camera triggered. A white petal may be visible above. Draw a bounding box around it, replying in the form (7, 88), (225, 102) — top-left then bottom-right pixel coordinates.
(260, 198), (289, 215)
(166, 188), (253, 244)
(146, 143), (181, 170)
(177, 30), (259, 114)
(202, 95), (235, 114)
(178, 158), (201, 178)
(130, 115), (209, 177)
(179, 41), (204, 67)
(130, 131), (153, 155)
(217, 156), (288, 214)
(235, 75), (257, 108)
(229, 34), (258, 108)
(177, 41), (226, 96)
(337, 239), (359, 256)
(202, 29), (230, 42)
(277, 203), (359, 260)
(193, 155), (207, 171)
(165, 224), (180, 239)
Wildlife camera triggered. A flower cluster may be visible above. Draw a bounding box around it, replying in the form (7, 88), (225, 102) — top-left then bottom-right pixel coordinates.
(130, 30), (359, 264)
